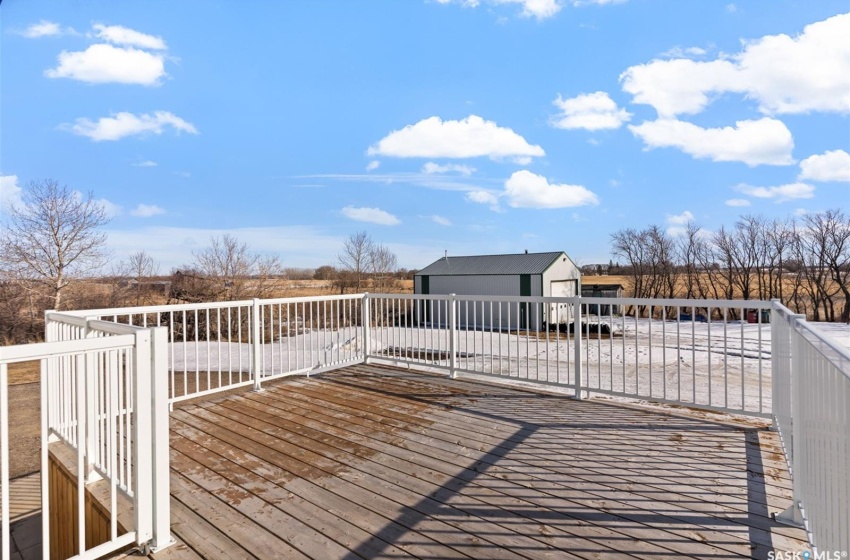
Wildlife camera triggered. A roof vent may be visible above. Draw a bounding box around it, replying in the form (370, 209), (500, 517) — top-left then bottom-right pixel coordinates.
(524, 249), (528, 254)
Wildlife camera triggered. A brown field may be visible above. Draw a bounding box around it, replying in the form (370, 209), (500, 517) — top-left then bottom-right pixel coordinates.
(583, 274), (843, 302)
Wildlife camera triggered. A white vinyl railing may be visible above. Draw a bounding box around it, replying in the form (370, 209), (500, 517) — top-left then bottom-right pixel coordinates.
(1, 315), (170, 560)
(50, 292), (849, 555)
(771, 302), (850, 555)
(63, 295), (365, 403)
(365, 294), (773, 417)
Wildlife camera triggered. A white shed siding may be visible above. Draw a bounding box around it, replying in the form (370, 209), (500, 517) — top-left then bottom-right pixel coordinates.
(541, 255), (581, 325)
(541, 255), (581, 296)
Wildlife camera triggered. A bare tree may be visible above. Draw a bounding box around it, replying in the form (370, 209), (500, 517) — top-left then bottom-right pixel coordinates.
(0, 179), (109, 310)
(765, 218), (794, 302)
(611, 228), (648, 302)
(798, 210), (850, 322)
(117, 250), (160, 305)
(677, 222), (717, 299)
(370, 244), (399, 293)
(337, 231), (375, 292)
(192, 234), (282, 300)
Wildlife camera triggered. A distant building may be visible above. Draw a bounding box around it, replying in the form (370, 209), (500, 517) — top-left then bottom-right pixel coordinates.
(414, 251), (581, 330)
(581, 283), (624, 315)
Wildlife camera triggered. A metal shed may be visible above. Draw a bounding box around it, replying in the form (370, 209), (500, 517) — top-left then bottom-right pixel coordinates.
(414, 251), (581, 330)
(581, 283), (624, 315)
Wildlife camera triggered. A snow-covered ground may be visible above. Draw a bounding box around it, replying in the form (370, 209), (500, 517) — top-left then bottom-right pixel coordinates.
(168, 319), (850, 411)
(807, 321), (850, 351)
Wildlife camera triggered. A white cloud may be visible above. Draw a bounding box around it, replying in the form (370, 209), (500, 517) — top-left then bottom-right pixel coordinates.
(92, 24), (167, 50)
(436, 0), (563, 20)
(94, 198), (122, 218)
(19, 20), (71, 38)
(798, 149), (850, 182)
(571, 0), (627, 4)
(666, 210), (694, 225)
(736, 183), (815, 203)
(45, 44), (166, 86)
(366, 160), (381, 171)
(431, 215), (452, 226)
(133, 160), (158, 167)
(659, 46), (708, 58)
(725, 198), (751, 207)
(65, 111), (198, 141)
(422, 162), (476, 176)
(665, 210), (694, 236)
(466, 190), (499, 204)
(497, 0), (562, 19)
(726, 3), (738, 13)
(620, 13), (850, 117)
(465, 190), (502, 212)
(628, 117), (794, 166)
(1, 175), (23, 212)
(367, 115), (544, 162)
(504, 170), (599, 208)
(341, 206), (400, 225)
(131, 204), (166, 217)
(621, 59), (740, 118)
(551, 91), (631, 130)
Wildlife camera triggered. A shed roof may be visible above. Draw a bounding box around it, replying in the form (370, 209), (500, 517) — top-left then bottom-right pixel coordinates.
(416, 252), (567, 276)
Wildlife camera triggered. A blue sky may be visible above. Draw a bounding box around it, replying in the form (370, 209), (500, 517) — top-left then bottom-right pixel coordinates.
(1, 0), (848, 271)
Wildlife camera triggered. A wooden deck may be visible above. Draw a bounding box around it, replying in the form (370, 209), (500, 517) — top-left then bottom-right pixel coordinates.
(135, 363), (807, 560)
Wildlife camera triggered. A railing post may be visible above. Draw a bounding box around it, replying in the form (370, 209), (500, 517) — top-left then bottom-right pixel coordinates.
(775, 313), (806, 528)
(252, 298), (263, 392)
(449, 294), (457, 378)
(83, 317), (99, 484)
(573, 297), (582, 399)
(362, 293), (371, 364)
(769, 300), (779, 431)
(44, 309), (55, 342)
(133, 329), (154, 544)
(149, 327), (173, 551)
(1, 362), (9, 560)
(769, 299), (782, 431)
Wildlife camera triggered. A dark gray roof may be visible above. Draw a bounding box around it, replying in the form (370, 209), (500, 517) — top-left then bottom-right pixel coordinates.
(416, 252), (566, 276)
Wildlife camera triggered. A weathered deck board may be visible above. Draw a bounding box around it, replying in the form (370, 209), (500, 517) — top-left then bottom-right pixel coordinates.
(137, 363), (808, 560)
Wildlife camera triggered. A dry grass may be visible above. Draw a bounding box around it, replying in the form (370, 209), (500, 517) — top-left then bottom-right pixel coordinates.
(7, 362), (40, 478)
(8, 361), (39, 385)
(582, 273), (841, 301)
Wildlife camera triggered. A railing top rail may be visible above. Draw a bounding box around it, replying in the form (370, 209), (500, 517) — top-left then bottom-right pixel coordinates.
(45, 311), (88, 327)
(572, 296), (772, 308)
(366, 293), (773, 307)
(795, 320), (850, 377)
(87, 319), (158, 336)
(368, 293), (457, 302)
(770, 300), (800, 319)
(259, 293), (366, 305)
(58, 299), (256, 317)
(0, 335), (137, 363)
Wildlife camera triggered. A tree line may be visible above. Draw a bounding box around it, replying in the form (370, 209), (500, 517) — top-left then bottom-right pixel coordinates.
(610, 210), (850, 322)
(0, 179), (408, 343)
